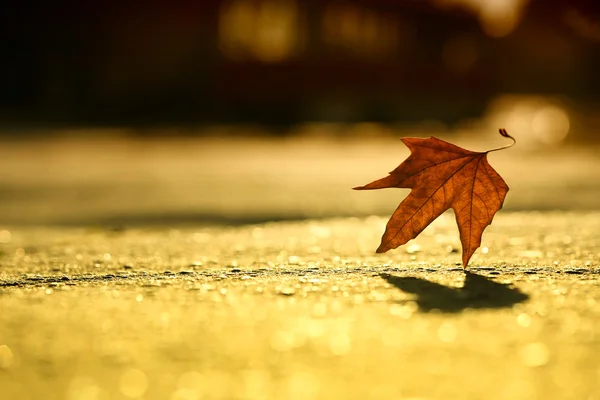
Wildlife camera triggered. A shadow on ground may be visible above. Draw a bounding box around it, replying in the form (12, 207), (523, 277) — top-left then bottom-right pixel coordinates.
(381, 271), (529, 313)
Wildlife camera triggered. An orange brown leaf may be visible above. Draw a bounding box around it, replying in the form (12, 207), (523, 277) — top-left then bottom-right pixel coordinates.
(354, 129), (514, 267)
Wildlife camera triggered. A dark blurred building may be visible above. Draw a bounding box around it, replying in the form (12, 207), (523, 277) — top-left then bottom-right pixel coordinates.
(2, 0), (600, 128)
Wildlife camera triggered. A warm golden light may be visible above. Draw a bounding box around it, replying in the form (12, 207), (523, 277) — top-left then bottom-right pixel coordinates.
(338, 4), (361, 49)
(219, 0), (255, 60)
(255, 0), (300, 62)
(485, 95), (571, 147)
(219, 0), (301, 62)
(322, 3), (400, 57)
(435, 0), (528, 38)
(478, 0), (521, 37)
(531, 105), (570, 145)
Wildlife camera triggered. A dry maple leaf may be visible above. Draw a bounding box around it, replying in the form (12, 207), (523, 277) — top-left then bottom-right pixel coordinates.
(354, 129), (515, 268)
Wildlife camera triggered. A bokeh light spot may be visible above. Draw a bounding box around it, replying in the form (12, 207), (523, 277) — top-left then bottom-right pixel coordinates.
(437, 322), (458, 343)
(531, 105), (570, 145)
(0, 230), (11, 244)
(119, 368), (149, 398)
(0, 345), (14, 369)
(520, 342), (550, 367)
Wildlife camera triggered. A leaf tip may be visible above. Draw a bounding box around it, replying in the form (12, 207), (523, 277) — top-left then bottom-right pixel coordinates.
(375, 244), (388, 254)
(462, 252), (472, 268)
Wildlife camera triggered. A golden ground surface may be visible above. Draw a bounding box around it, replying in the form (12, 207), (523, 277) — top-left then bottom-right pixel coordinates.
(1, 212), (599, 400)
(1, 134), (599, 226)
(1, 134), (599, 399)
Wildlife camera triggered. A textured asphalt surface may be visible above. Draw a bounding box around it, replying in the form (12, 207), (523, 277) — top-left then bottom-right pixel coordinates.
(1, 213), (600, 400)
(1, 134), (599, 399)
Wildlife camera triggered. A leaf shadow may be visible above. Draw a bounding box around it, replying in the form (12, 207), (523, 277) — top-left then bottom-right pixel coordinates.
(381, 271), (529, 313)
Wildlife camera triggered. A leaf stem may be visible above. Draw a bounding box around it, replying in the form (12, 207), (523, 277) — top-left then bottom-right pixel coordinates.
(486, 128), (516, 153)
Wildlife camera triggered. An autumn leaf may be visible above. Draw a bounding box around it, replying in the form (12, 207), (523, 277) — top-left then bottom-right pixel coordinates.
(354, 129), (515, 268)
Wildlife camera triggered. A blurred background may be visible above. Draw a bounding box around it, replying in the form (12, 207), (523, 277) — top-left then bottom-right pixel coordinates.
(1, 0), (600, 226)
